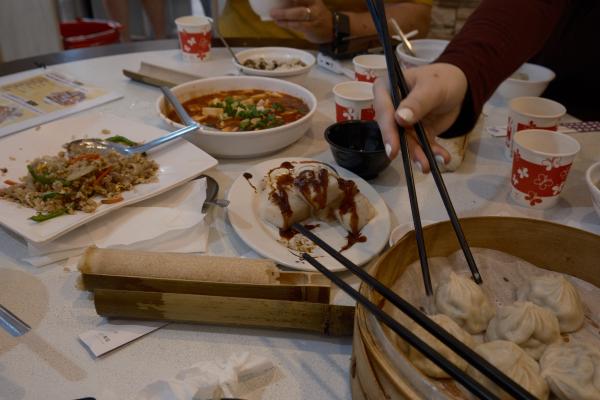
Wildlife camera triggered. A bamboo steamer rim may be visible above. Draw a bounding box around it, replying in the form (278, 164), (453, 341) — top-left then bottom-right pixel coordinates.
(354, 216), (600, 400)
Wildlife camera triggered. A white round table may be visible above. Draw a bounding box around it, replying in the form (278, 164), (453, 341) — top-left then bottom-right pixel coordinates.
(0, 48), (598, 400)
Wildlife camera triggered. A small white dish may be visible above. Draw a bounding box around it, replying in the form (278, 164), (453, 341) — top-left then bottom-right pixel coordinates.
(233, 47), (315, 85)
(156, 76), (317, 158)
(226, 157), (391, 271)
(248, 0), (291, 21)
(495, 63), (555, 101)
(0, 113), (217, 243)
(586, 161), (600, 220)
(396, 39), (448, 68)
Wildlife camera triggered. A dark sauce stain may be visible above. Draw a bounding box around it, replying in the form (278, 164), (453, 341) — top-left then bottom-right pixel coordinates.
(341, 231), (367, 252)
(503, 277), (509, 282)
(562, 334), (570, 343)
(269, 172), (294, 228)
(279, 223), (320, 240)
(280, 161), (294, 170)
(243, 172), (257, 193)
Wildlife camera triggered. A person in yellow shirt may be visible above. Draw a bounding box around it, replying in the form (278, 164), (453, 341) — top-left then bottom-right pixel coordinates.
(219, 0), (432, 44)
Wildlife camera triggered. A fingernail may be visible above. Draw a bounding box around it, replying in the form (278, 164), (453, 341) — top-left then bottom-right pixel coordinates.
(413, 161), (423, 173)
(396, 108), (414, 124)
(385, 143), (392, 158)
(435, 154), (446, 166)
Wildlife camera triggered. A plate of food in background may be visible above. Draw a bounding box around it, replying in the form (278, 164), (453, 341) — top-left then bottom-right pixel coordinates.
(0, 113), (217, 243)
(227, 157), (391, 271)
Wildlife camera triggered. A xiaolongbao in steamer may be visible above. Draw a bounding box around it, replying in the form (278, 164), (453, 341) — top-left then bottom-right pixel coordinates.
(468, 340), (549, 400)
(485, 301), (560, 360)
(540, 342), (600, 400)
(517, 274), (585, 333)
(407, 314), (475, 379)
(433, 271), (495, 334)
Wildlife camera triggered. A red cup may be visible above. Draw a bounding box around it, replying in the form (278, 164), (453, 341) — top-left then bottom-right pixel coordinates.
(332, 81), (375, 122)
(505, 96), (566, 159)
(352, 55), (387, 83)
(510, 129), (580, 209)
(175, 16), (212, 62)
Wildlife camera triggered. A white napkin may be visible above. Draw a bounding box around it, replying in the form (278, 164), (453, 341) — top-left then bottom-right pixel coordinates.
(23, 179), (209, 267)
(136, 352), (274, 400)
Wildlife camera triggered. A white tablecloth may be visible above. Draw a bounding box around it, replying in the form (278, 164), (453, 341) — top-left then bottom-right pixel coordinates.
(0, 48), (598, 400)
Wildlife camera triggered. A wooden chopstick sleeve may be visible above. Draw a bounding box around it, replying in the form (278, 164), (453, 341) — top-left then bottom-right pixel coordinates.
(77, 246), (280, 285)
(94, 289), (354, 336)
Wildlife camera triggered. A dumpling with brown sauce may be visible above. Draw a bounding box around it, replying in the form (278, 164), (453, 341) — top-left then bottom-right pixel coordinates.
(293, 163), (343, 219)
(258, 166), (311, 230)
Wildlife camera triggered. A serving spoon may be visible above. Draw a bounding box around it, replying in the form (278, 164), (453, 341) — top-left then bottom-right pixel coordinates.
(66, 87), (200, 156)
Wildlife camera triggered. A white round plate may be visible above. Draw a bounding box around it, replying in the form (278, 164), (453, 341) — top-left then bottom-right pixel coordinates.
(233, 47), (315, 78)
(227, 158), (391, 271)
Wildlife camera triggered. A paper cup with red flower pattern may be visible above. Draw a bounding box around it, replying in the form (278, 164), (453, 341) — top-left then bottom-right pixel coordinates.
(175, 16), (212, 62)
(510, 129), (580, 209)
(505, 96), (566, 159)
(332, 81), (375, 123)
(353, 55), (387, 83)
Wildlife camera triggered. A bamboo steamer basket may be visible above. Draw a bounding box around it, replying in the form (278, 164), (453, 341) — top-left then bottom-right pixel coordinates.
(351, 216), (600, 399)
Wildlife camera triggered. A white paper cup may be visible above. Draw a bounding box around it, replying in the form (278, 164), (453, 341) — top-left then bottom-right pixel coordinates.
(510, 129), (580, 209)
(332, 81), (375, 122)
(175, 16), (212, 62)
(249, 0), (291, 21)
(353, 54), (387, 82)
(505, 96), (566, 159)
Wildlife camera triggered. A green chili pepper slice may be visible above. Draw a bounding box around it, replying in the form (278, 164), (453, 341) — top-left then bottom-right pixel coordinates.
(30, 209), (66, 222)
(106, 135), (138, 147)
(40, 191), (61, 200)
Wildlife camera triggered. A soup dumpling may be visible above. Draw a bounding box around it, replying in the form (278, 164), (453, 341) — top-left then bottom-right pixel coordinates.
(468, 340), (549, 400)
(517, 273), (585, 333)
(407, 314), (475, 379)
(540, 342), (600, 400)
(485, 301), (560, 360)
(434, 270), (495, 334)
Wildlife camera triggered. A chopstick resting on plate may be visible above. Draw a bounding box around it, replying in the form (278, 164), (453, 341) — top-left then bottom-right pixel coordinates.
(292, 223), (537, 400)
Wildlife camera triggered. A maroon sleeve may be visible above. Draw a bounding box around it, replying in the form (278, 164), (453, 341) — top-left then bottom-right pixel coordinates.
(436, 0), (569, 138)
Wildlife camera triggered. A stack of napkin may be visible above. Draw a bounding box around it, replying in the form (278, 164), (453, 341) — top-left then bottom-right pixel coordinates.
(136, 352), (275, 400)
(23, 178), (209, 267)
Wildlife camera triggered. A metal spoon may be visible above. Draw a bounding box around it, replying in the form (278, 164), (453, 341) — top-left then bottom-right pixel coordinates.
(219, 35), (243, 66)
(67, 87), (200, 156)
(390, 18), (416, 57)
(201, 175), (230, 213)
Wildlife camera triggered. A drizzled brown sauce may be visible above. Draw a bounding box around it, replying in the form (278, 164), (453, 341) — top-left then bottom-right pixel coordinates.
(266, 160), (367, 251)
(243, 172), (257, 193)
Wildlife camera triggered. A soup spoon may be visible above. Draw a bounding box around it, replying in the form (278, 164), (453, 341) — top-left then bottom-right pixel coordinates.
(67, 88), (200, 156)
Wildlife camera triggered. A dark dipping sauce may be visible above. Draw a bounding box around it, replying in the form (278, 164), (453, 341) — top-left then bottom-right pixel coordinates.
(243, 172), (256, 192)
(266, 160), (368, 252)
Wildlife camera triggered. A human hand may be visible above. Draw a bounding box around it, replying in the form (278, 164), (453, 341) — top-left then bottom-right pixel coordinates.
(270, 0), (333, 44)
(373, 63), (468, 173)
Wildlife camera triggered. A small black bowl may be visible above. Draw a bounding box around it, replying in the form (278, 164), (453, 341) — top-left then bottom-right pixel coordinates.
(324, 120), (391, 180)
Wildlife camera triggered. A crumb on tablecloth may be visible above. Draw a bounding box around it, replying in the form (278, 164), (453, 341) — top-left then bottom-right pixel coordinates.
(101, 129), (111, 135)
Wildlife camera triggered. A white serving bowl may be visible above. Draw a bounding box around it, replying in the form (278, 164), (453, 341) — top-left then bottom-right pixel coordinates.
(495, 63), (555, 101)
(156, 76), (317, 159)
(586, 161), (600, 220)
(233, 47), (315, 85)
(395, 39), (449, 68)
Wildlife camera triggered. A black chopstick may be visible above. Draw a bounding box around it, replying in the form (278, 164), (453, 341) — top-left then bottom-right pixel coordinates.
(364, 0), (433, 296)
(292, 224), (536, 400)
(366, 0), (482, 284)
(301, 253), (500, 400)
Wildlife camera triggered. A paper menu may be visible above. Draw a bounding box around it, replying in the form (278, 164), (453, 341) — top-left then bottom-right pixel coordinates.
(0, 69), (122, 138)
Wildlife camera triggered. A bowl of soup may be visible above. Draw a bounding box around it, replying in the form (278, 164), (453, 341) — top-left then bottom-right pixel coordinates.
(156, 76), (317, 158)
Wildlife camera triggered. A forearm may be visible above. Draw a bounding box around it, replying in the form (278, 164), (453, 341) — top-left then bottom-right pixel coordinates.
(438, 0), (568, 137)
(346, 3), (431, 39)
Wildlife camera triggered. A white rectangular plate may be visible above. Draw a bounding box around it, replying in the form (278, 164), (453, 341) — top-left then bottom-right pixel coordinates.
(0, 113), (217, 243)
